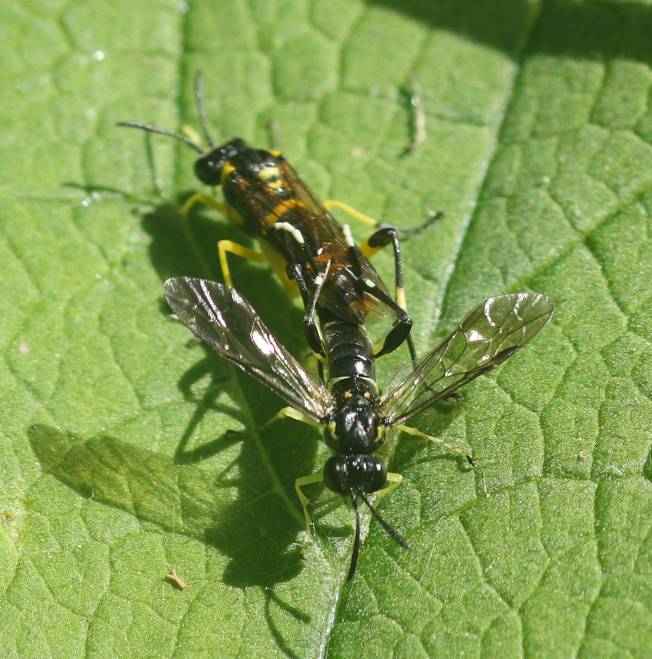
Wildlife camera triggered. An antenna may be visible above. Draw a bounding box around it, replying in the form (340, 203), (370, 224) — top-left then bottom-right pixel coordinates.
(359, 492), (410, 550)
(347, 498), (362, 581)
(346, 493), (410, 581)
(193, 71), (215, 148)
(116, 120), (203, 154)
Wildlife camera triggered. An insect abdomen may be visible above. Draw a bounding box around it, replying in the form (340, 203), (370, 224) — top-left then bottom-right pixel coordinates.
(321, 311), (375, 382)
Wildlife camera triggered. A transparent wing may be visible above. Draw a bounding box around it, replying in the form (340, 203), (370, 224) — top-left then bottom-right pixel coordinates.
(276, 159), (396, 326)
(380, 293), (554, 425)
(164, 277), (333, 422)
(232, 158), (398, 330)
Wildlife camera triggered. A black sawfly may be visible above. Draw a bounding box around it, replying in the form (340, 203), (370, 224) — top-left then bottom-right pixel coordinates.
(120, 73), (439, 365)
(164, 277), (554, 580)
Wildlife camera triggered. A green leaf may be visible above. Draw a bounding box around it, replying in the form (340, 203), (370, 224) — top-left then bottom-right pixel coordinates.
(2, 0), (652, 656)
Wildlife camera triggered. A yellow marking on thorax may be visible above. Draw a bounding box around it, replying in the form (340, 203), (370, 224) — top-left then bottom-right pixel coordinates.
(221, 162), (235, 183)
(263, 198), (305, 225)
(258, 164), (286, 191)
(259, 165), (280, 181)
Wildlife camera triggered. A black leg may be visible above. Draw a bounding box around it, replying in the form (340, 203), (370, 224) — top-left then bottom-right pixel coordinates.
(360, 212), (444, 365)
(286, 262), (326, 357)
(365, 226), (417, 363)
(355, 275), (414, 361)
(343, 241), (414, 363)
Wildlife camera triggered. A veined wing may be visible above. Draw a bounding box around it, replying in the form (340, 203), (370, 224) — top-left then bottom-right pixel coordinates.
(380, 293), (554, 425)
(164, 277), (333, 422)
(276, 159), (395, 323)
(230, 158), (399, 329)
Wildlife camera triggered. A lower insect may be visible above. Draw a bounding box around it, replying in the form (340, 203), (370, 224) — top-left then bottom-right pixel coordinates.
(164, 277), (554, 579)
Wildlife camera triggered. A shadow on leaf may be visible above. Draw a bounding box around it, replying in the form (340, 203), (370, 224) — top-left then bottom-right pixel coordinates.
(38, 182), (329, 655)
(389, 401), (466, 476)
(371, 0), (534, 56)
(374, 0), (652, 62)
(28, 424), (318, 585)
(28, 421), (328, 657)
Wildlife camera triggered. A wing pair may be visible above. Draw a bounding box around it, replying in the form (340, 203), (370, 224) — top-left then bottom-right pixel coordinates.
(164, 278), (554, 427)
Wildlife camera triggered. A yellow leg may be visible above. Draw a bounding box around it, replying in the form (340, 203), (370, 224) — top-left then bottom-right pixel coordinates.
(217, 240), (267, 288)
(326, 202), (390, 260)
(323, 199), (379, 229)
(324, 198), (403, 265)
(180, 192), (228, 216)
(395, 287), (407, 311)
(258, 406), (322, 432)
(396, 424), (477, 466)
(257, 239), (299, 299)
(295, 472), (324, 530)
(376, 472), (402, 499)
(359, 240), (383, 259)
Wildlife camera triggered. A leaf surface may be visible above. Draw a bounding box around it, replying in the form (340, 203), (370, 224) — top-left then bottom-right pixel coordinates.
(1, 1), (651, 656)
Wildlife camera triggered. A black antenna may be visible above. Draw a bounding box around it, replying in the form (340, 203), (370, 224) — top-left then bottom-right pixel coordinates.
(194, 71), (214, 148)
(116, 120), (203, 154)
(347, 498), (362, 581)
(359, 492), (410, 550)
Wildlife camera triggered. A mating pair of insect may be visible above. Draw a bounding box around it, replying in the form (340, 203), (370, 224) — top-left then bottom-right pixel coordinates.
(120, 76), (554, 580)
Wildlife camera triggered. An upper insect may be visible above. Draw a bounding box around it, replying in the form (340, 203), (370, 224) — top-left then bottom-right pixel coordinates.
(119, 72), (439, 364)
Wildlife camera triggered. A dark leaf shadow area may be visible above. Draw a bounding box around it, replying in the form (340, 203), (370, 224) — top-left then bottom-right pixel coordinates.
(155, 190), (321, 548)
(29, 186), (334, 653)
(43, 184), (327, 586)
(375, 0), (652, 63)
(27, 423), (316, 590)
(371, 0), (534, 56)
(136, 191), (327, 561)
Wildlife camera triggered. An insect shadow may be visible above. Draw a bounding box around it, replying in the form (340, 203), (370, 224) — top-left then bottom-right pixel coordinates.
(139, 194), (325, 586)
(48, 185), (326, 653)
(27, 424), (313, 610)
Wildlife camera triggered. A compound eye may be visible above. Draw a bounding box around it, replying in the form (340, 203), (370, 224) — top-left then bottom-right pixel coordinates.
(193, 155), (222, 185)
(323, 456), (349, 495)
